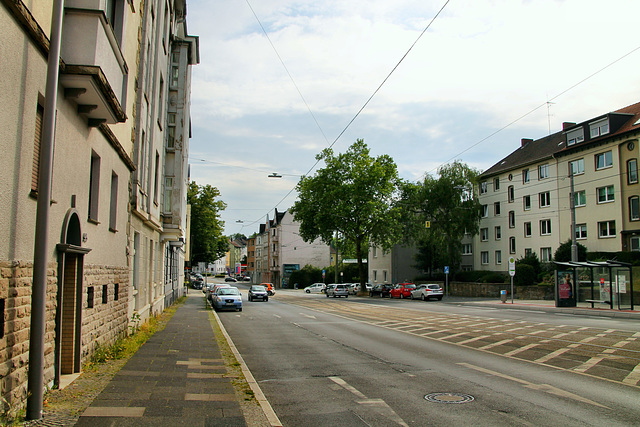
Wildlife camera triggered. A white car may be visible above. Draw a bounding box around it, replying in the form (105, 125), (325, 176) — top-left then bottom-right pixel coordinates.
(304, 283), (326, 293)
(410, 284), (443, 301)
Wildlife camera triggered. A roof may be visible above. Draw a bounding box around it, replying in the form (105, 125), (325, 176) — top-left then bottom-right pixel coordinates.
(481, 101), (640, 179)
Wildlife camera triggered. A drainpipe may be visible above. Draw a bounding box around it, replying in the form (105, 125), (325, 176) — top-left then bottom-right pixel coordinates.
(27, 0), (65, 420)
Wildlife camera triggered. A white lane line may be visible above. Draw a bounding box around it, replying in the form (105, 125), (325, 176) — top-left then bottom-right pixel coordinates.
(503, 343), (541, 357)
(300, 313), (317, 319)
(458, 363), (610, 409)
(622, 364), (640, 386)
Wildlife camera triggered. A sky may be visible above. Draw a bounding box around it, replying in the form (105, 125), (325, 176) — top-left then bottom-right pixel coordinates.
(185, 0), (640, 236)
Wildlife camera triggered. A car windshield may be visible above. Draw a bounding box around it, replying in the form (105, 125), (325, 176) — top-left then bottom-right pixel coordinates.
(218, 288), (240, 295)
(251, 286), (266, 292)
(428, 285), (441, 289)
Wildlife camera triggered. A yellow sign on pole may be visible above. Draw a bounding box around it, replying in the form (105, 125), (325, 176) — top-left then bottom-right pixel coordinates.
(425, 221), (431, 228)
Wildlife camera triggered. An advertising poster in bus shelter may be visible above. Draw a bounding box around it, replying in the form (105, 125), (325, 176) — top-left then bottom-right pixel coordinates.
(557, 270), (576, 307)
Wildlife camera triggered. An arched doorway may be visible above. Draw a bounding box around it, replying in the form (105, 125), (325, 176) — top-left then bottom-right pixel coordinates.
(54, 209), (91, 385)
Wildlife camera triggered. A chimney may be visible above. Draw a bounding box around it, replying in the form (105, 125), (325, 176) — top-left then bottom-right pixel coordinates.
(562, 122), (577, 130)
(521, 138), (533, 147)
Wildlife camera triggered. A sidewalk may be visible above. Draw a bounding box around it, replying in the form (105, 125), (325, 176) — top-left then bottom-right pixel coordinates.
(73, 294), (251, 426)
(444, 296), (640, 319)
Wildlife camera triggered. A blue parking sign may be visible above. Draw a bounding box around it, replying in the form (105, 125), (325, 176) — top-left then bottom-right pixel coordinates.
(444, 266), (449, 274)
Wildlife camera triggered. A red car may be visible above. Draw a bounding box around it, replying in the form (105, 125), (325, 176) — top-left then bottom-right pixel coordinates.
(390, 283), (417, 299)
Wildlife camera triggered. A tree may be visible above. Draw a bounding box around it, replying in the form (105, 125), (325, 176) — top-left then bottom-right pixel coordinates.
(554, 239), (587, 262)
(400, 161), (482, 276)
(187, 182), (228, 265)
(290, 139), (404, 292)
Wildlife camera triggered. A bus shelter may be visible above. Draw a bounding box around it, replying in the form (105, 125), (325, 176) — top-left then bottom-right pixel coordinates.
(554, 260), (634, 310)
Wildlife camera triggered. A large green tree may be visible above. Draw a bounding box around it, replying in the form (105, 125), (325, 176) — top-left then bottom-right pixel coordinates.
(187, 182), (228, 265)
(400, 161), (482, 276)
(290, 139), (404, 291)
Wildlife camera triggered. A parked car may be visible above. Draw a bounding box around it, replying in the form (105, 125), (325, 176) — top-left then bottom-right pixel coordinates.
(260, 283), (275, 296)
(243, 275), (251, 282)
(211, 286), (243, 312)
(326, 284), (349, 298)
(248, 285), (269, 302)
(304, 283), (326, 293)
(369, 284), (393, 297)
(410, 284), (443, 301)
(208, 284), (230, 302)
(191, 274), (204, 290)
(390, 283), (417, 299)
(224, 276), (237, 282)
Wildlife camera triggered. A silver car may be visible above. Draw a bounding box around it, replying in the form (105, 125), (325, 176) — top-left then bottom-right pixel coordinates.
(326, 284), (349, 298)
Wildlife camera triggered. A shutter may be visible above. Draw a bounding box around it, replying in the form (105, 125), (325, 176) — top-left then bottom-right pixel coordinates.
(31, 104), (44, 192)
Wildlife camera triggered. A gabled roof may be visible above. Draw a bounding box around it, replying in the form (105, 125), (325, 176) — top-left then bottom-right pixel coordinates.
(480, 101), (640, 179)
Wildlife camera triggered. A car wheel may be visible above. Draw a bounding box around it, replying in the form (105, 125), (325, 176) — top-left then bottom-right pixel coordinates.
(410, 294), (414, 300)
(306, 290), (310, 293)
(421, 294), (426, 301)
(437, 296), (443, 301)
(238, 308), (242, 312)
(400, 294), (404, 299)
(326, 293), (329, 298)
(248, 296), (252, 302)
(345, 295), (348, 298)
(265, 297), (268, 302)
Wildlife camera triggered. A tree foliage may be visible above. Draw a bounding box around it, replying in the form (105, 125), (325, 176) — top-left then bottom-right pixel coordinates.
(290, 139), (404, 289)
(554, 239), (588, 262)
(400, 161), (482, 276)
(187, 182), (227, 265)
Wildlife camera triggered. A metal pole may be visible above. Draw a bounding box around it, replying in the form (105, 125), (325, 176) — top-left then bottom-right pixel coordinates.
(27, 0), (65, 420)
(510, 276), (514, 304)
(569, 169), (578, 262)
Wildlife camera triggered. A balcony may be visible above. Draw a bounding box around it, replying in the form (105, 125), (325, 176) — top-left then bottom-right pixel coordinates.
(59, 6), (127, 125)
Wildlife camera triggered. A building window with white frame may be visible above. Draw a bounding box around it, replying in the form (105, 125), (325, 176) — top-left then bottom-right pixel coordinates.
(462, 244), (472, 255)
(524, 222), (532, 237)
(509, 237), (516, 254)
(566, 128), (584, 146)
(524, 248), (532, 257)
(508, 211), (515, 228)
(495, 250), (502, 265)
(88, 151), (101, 222)
(539, 191), (551, 208)
(480, 181), (487, 194)
(598, 220), (616, 238)
(628, 159), (638, 184)
(595, 151), (613, 170)
(522, 169), (530, 184)
(482, 204), (488, 217)
(508, 185), (514, 203)
(597, 185), (615, 204)
(538, 164), (549, 180)
(523, 195), (531, 211)
(540, 247), (552, 262)
(109, 172), (118, 231)
(495, 226), (501, 240)
(630, 196), (640, 221)
(631, 236), (640, 252)
(494, 202), (501, 216)
(574, 190), (586, 207)
(589, 118), (609, 138)
(569, 158), (584, 175)
(481, 251), (489, 265)
(480, 228), (489, 241)
(575, 224), (587, 240)
(540, 219), (551, 236)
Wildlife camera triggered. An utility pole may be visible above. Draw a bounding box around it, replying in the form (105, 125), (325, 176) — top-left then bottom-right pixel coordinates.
(569, 168), (578, 262)
(27, 0), (64, 420)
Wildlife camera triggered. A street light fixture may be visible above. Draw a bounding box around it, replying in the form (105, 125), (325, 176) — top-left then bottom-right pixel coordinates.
(268, 173), (282, 178)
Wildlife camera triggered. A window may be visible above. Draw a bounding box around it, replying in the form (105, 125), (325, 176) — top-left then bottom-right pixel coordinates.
(522, 169), (530, 184)
(524, 222), (532, 237)
(494, 178), (500, 191)
(109, 172), (118, 231)
(482, 205), (488, 218)
(524, 248), (532, 257)
(494, 202), (501, 216)
(102, 284), (108, 304)
(574, 190), (586, 207)
(575, 224), (587, 240)
(538, 164), (549, 180)
(540, 247), (552, 262)
(630, 196), (640, 221)
(628, 159), (638, 184)
(373, 247), (378, 258)
(88, 151), (101, 222)
(595, 151), (613, 170)
(87, 286), (94, 309)
(164, 177), (173, 212)
(462, 244), (472, 255)
(632, 236), (640, 252)
(508, 186), (514, 203)
(495, 250), (502, 265)
(153, 152), (160, 204)
(540, 219), (551, 235)
(495, 226), (501, 240)
(523, 195), (531, 211)
(0, 298), (4, 338)
(590, 118), (609, 138)
(167, 126), (175, 149)
(566, 128), (584, 146)
(480, 181), (487, 194)
(598, 221), (616, 238)
(480, 228), (489, 241)
(569, 158), (584, 175)
(373, 270), (377, 281)
(509, 237), (516, 254)
(509, 211), (515, 228)
(157, 76), (164, 125)
(114, 283), (119, 301)
(481, 251), (489, 265)
(539, 191), (551, 208)
(31, 103), (44, 193)
(597, 185), (615, 203)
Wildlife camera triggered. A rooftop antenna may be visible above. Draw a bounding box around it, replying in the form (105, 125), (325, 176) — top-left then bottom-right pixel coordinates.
(547, 99), (555, 134)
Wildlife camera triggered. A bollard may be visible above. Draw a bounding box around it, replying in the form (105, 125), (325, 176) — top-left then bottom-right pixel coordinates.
(500, 290), (507, 303)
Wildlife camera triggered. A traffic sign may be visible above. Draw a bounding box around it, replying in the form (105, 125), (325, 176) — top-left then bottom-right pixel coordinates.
(508, 257), (516, 277)
(444, 266), (449, 275)
(425, 221), (431, 228)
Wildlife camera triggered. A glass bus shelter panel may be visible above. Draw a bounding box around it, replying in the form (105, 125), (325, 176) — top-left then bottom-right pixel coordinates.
(614, 267), (632, 310)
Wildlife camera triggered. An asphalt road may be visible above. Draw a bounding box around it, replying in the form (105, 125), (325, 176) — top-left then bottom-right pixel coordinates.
(216, 286), (640, 426)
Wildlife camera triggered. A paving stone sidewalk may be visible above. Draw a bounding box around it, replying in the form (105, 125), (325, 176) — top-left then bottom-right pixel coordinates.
(74, 294), (247, 426)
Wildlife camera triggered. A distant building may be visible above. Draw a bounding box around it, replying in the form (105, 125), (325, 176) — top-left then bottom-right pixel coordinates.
(368, 245), (422, 285)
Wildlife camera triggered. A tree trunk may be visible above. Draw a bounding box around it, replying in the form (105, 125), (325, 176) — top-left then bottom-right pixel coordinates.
(355, 238), (368, 296)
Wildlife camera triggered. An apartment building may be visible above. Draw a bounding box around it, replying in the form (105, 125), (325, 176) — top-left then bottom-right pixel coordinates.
(369, 245), (421, 285)
(475, 102), (640, 271)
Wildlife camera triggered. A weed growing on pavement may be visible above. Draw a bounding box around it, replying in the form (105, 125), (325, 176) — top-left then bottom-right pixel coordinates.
(0, 395), (26, 426)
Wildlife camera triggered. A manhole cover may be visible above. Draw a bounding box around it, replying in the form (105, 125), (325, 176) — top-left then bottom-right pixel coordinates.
(424, 393), (475, 404)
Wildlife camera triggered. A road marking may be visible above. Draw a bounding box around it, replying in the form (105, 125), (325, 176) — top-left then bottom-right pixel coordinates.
(503, 343), (541, 357)
(300, 313), (317, 319)
(535, 346), (576, 364)
(457, 335), (492, 345)
(273, 314), (281, 318)
(478, 338), (516, 350)
(622, 364), (640, 386)
(573, 356), (604, 373)
(328, 377), (408, 427)
(458, 363), (610, 409)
